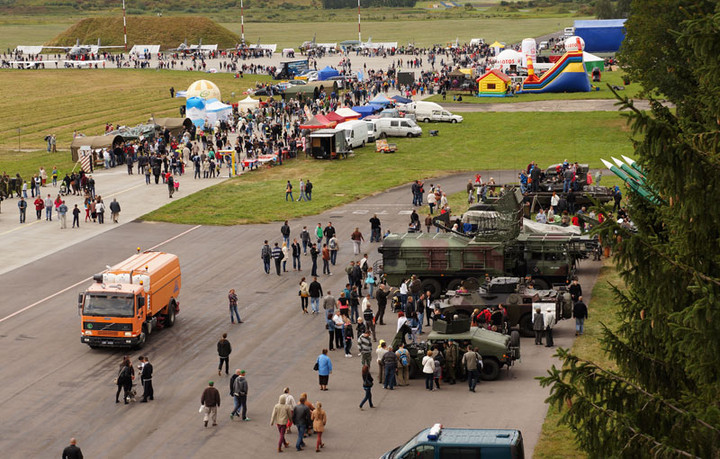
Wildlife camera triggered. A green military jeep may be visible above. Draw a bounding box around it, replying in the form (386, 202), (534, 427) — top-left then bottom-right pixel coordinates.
(407, 318), (520, 381)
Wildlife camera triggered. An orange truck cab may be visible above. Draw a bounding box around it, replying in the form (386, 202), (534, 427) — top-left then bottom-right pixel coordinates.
(79, 251), (181, 348)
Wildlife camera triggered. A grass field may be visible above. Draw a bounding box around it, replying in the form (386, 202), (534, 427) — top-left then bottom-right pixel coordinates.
(426, 71), (642, 104)
(143, 110), (633, 225)
(533, 259), (622, 458)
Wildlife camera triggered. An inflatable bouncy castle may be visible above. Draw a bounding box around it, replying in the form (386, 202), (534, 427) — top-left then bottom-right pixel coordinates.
(520, 36), (591, 94)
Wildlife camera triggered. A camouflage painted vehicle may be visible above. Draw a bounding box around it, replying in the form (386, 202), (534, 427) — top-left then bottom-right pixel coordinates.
(524, 163), (613, 207)
(406, 318), (520, 381)
(378, 189), (597, 297)
(435, 277), (573, 337)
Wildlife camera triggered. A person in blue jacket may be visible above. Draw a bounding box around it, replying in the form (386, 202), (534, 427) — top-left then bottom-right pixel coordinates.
(316, 349), (333, 391)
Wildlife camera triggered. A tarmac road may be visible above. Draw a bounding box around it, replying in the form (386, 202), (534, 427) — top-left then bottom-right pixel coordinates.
(0, 171), (601, 458)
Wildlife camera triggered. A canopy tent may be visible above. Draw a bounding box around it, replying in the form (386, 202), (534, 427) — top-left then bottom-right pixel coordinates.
(205, 98), (233, 124)
(129, 45), (160, 56)
(299, 115), (336, 130)
(491, 49), (525, 71)
(489, 41), (505, 48)
(574, 19), (627, 53)
(351, 105), (378, 119)
(391, 95), (413, 104)
(70, 135), (124, 161)
(335, 107), (361, 120)
(368, 94), (393, 107)
(325, 112), (346, 124)
(154, 117), (193, 135)
(582, 51), (605, 72)
(248, 44), (277, 53)
(237, 96), (260, 112)
(317, 66), (340, 81)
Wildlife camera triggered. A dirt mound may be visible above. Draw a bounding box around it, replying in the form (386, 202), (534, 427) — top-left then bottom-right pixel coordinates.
(46, 16), (241, 50)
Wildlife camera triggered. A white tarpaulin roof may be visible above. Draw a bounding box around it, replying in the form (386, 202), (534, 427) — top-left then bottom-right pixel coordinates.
(335, 107), (361, 119)
(238, 96), (260, 111)
(15, 46), (44, 54)
(130, 45), (160, 55)
(248, 44), (277, 53)
(522, 218), (581, 235)
(582, 51), (604, 62)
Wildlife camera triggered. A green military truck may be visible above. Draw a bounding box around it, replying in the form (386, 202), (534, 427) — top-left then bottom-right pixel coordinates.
(378, 189), (596, 297)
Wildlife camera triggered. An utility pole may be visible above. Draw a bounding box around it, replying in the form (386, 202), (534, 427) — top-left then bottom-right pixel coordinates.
(241, 0), (245, 45)
(122, 0), (128, 51)
(358, 0), (361, 42)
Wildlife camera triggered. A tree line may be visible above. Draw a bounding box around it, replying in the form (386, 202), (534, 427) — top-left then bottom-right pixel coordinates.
(322, 0), (417, 8)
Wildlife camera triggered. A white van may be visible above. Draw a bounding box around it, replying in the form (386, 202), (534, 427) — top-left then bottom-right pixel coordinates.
(418, 109), (463, 124)
(564, 27), (575, 37)
(373, 118), (422, 138)
(365, 119), (379, 142)
(400, 100), (444, 114)
(335, 120), (369, 149)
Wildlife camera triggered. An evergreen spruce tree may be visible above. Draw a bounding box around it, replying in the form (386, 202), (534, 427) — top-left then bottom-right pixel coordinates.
(539, 2), (720, 457)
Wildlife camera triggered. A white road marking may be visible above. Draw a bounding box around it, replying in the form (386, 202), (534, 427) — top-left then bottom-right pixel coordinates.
(0, 225), (201, 324)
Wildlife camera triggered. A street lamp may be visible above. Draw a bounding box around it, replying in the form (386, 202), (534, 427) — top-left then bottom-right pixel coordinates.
(16, 127), (21, 152)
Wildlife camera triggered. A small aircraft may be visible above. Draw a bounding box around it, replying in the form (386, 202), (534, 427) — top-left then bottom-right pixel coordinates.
(43, 38), (124, 56)
(167, 38), (216, 54)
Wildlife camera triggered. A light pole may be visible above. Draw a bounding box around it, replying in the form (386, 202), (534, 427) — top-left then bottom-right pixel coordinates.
(16, 128), (21, 152)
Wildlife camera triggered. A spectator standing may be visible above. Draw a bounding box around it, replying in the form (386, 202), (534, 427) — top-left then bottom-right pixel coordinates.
(72, 205), (81, 228)
(280, 220), (291, 245)
(369, 214), (381, 242)
(573, 296), (588, 336)
(300, 226), (311, 255)
(533, 307), (545, 345)
(310, 243), (319, 277)
(462, 345), (481, 392)
(291, 238), (302, 270)
(217, 333), (232, 376)
(328, 235), (339, 265)
(316, 349), (333, 391)
(18, 197), (27, 223)
(309, 277), (323, 314)
(382, 345), (398, 390)
(321, 244), (331, 275)
(261, 240), (271, 274)
(33, 196), (44, 220)
(299, 277), (310, 314)
(271, 242), (283, 276)
(422, 350), (435, 391)
(305, 179), (313, 200)
(350, 227), (364, 255)
(44, 194), (53, 220)
(109, 198), (121, 223)
(358, 331), (372, 367)
(281, 242), (289, 273)
(61, 438), (83, 459)
(200, 381), (221, 428)
(544, 306), (556, 347)
(58, 200), (68, 229)
(140, 356), (153, 402)
(228, 289), (243, 324)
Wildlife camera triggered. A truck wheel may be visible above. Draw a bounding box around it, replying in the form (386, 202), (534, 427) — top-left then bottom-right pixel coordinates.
(134, 333), (146, 350)
(165, 302), (176, 328)
(519, 313), (534, 337)
(143, 321), (152, 336)
(465, 277), (481, 290)
(533, 278), (550, 290)
(421, 279), (442, 299)
(447, 278), (464, 292)
(480, 358), (501, 381)
(423, 118), (430, 123)
(361, 140), (365, 148)
(510, 330), (520, 347)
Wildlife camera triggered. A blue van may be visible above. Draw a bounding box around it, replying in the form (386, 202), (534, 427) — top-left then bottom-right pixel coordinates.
(380, 426), (524, 459)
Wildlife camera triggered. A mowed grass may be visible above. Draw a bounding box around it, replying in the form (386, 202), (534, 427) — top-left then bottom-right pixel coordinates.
(0, 22), (74, 51)
(426, 71), (644, 104)
(220, 16), (579, 49)
(143, 111), (633, 225)
(533, 259), (622, 458)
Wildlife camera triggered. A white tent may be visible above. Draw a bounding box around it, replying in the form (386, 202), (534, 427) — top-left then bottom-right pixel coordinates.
(205, 98), (233, 125)
(583, 51), (603, 63)
(129, 45), (160, 56)
(238, 96), (260, 112)
(491, 49), (524, 70)
(248, 44), (277, 53)
(335, 107), (361, 119)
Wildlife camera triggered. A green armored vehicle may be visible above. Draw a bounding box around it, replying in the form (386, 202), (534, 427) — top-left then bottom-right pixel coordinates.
(378, 189), (596, 297)
(407, 318), (520, 381)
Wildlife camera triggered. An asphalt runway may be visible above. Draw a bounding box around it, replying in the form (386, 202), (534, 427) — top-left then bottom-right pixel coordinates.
(0, 171), (601, 458)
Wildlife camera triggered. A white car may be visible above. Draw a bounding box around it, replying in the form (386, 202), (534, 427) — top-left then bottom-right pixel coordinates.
(418, 110), (463, 124)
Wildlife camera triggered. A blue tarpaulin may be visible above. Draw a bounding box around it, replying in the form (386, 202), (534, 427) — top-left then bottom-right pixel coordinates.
(351, 105), (378, 119)
(391, 95), (413, 104)
(317, 66), (340, 81)
(368, 94), (393, 107)
(574, 19), (627, 53)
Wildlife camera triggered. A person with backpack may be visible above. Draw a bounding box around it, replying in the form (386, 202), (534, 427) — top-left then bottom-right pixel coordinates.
(328, 235), (339, 265)
(272, 242), (284, 276)
(395, 343), (411, 386)
(260, 240), (271, 274)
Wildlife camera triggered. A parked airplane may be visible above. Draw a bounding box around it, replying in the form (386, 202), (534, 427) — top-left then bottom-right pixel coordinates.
(42, 38), (124, 56)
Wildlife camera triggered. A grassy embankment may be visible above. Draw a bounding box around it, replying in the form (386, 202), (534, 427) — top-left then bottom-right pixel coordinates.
(0, 70), (268, 179)
(143, 110), (633, 225)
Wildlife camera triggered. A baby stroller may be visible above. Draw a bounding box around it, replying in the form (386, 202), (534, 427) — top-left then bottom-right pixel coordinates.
(59, 182), (70, 196)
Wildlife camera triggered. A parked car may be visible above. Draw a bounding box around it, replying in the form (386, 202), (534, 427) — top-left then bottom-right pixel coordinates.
(373, 117), (422, 138)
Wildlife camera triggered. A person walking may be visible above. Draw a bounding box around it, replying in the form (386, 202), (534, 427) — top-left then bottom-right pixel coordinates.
(18, 197), (27, 223)
(299, 277), (310, 314)
(230, 370), (250, 421)
(462, 345), (481, 392)
(61, 438), (83, 459)
(140, 356), (153, 402)
(309, 277), (323, 314)
(323, 222), (336, 246)
(300, 227), (311, 255)
(350, 227), (364, 255)
(228, 289), (243, 324)
(272, 242), (284, 276)
(34, 195), (44, 220)
(200, 381), (221, 427)
(291, 238), (302, 271)
(109, 198), (121, 223)
(58, 200), (68, 229)
(375, 284), (390, 325)
(261, 240), (272, 274)
(72, 204), (81, 228)
(422, 350), (435, 391)
(343, 318), (354, 358)
(285, 180), (294, 201)
(369, 214), (382, 242)
(311, 402), (327, 452)
(217, 333), (232, 376)
(270, 394), (293, 453)
(533, 306), (545, 345)
(328, 235), (338, 265)
(315, 223), (324, 244)
(359, 364), (375, 410)
(573, 296), (588, 336)
(280, 220), (291, 246)
(115, 359), (133, 404)
(316, 349), (333, 391)
(321, 243), (331, 275)
(292, 397), (312, 451)
(95, 199), (105, 224)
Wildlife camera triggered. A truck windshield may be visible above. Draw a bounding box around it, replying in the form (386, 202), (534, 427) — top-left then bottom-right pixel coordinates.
(84, 294), (134, 317)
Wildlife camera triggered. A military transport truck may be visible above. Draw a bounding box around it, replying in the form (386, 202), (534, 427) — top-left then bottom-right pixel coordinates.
(523, 163), (613, 207)
(378, 189), (597, 297)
